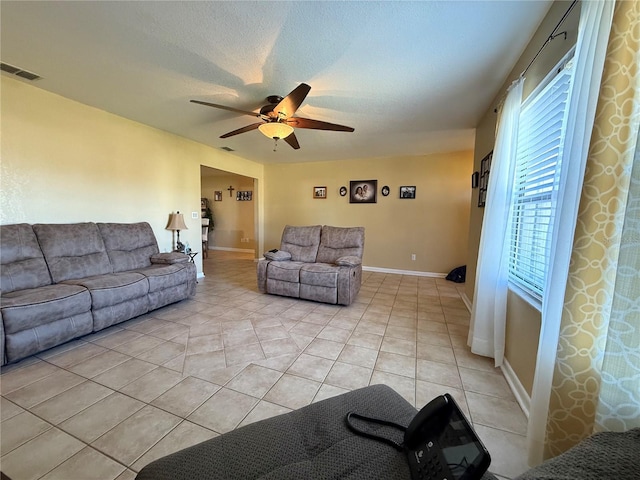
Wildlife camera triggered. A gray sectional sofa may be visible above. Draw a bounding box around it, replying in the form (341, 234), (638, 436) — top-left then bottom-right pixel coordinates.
(0, 222), (197, 365)
(257, 225), (364, 306)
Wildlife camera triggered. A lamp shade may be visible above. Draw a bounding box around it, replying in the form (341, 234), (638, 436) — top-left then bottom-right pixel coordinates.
(166, 212), (188, 231)
(258, 122), (294, 139)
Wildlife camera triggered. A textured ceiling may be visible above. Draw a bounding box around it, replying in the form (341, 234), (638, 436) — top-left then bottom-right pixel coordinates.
(1, 1), (552, 164)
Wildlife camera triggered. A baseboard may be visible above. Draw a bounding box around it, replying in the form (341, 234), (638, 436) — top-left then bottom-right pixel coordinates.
(362, 266), (446, 278)
(460, 292), (472, 313)
(210, 246), (255, 254)
(500, 358), (531, 419)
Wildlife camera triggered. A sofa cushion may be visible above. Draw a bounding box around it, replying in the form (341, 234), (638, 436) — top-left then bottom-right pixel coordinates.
(98, 222), (160, 272)
(280, 225), (322, 262)
(134, 264), (193, 293)
(267, 261), (305, 283)
(0, 224), (52, 293)
(300, 264), (339, 288)
(1, 284), (92, 333)
(316, 226), (365, 264)
(63, 272), (149, 309)
(33, 223), (112, 283)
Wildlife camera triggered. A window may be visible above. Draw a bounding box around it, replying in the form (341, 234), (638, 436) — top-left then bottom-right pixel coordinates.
(507, 59), (573, 301)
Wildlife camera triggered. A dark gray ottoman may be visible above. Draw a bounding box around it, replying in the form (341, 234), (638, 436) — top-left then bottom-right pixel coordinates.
(136, 384), (497, 480)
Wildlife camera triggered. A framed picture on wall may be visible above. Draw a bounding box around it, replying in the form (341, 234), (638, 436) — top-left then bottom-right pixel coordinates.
(236, 191), (252, 201)
(478, 151), (492, 207)
(214, 191), (222, 201)
(349, 180), (377, 204)
(399, 186), (416, 199)
(313, 186), (327, 199)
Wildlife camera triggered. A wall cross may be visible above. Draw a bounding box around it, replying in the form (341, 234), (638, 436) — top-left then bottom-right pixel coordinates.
(227, 185), (235, 197)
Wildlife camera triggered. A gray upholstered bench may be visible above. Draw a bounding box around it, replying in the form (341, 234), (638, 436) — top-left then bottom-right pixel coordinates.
(135, 384), (498, 480)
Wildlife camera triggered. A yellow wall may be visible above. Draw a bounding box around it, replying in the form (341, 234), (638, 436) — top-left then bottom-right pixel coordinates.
(201, 172), (256, 251)
(264, 151), (473, 274)
(465, 1), (580, 395)
(0, 76), (264, 275)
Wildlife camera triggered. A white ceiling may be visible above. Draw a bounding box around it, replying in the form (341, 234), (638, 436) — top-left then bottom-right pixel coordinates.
(1, 1), (551, 165)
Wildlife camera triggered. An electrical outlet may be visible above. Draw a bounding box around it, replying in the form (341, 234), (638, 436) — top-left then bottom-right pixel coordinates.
(411, 254), (416, 261)
(191, 212), (198, 219)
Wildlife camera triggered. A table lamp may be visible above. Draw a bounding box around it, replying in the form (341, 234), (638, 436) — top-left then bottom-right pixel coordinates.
(166, 211), (188, 252)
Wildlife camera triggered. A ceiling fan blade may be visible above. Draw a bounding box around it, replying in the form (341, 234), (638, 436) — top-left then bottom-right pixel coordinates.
(283, 132), (300, 150)
(286, 117), (354, 132)
(220, 122), (263, 138)
(274, 83), (311, 118)
(190, 100), (266, 119)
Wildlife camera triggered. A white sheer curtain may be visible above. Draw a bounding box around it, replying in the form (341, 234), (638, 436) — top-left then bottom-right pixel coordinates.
(467, 78), (523, 366)
(527, 0), (615, 466)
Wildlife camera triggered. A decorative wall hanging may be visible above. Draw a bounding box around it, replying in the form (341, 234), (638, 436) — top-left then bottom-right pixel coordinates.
(381, 186), (390, 196)
(214, 191), (223, 201)
(478, 151), (492, 207)
(399, 186), (416, 199)
(236, 191), (252, 201)
(339, 186), (347, 197)
(313, 186), (327, 199)
(350, 180), (377, 204)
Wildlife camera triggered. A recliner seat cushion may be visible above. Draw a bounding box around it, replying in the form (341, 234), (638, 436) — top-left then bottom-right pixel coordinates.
(300, 264), (338, 288)
(134, 264), (192, 292)
(267, 261), (305, 283)
(33, 223), (112, 283)
(1, 284), (91, 332)
(62, 272), (149, 309)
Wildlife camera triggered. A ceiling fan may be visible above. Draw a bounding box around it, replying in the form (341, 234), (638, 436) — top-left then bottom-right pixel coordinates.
(190, 83), (354, 150)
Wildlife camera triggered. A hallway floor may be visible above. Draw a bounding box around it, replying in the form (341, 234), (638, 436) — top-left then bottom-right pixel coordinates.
(1, 251), (529, 479)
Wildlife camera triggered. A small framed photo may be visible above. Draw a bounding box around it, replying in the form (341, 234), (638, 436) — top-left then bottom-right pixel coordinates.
(381, 185), (390, 196)
(471, 172), (479, 189)
(350, 180), (377, 204)
(339, 186), (347, 197)
(400, 186), (416, 199)
(214, 191), (223, 201)
(313, 186), (327, 199)
(236, 191), (252, 201)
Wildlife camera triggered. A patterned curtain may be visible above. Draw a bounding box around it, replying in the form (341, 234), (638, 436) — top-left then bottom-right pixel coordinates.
(543, 0), (640, 459)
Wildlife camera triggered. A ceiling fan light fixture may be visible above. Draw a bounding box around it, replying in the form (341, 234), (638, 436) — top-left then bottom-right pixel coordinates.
(258, 122), (294, 139)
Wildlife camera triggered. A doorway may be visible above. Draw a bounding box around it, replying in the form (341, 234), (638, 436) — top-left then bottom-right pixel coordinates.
(200, 166), (258, 257)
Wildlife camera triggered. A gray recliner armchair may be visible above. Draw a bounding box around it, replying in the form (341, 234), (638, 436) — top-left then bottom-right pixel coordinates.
(257, 225), (364, 306)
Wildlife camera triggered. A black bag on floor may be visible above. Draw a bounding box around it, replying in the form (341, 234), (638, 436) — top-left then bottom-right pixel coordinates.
(446, 265), (466, 283)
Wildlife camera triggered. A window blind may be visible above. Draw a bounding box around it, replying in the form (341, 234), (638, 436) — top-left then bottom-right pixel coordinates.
(507, 65), (573, 299)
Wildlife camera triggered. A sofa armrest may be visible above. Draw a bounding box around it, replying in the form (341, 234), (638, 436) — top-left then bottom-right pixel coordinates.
(264, 250), (292, 261)
(335, 255), (361, 267)
(151, 252), (189, 264)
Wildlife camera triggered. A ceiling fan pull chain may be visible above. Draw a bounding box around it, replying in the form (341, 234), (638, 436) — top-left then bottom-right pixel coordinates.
(273, 138), (278, 152)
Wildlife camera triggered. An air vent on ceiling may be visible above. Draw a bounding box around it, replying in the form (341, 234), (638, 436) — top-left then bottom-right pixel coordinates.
(1, 62), (42, 81)
(220, 147), (235, 152)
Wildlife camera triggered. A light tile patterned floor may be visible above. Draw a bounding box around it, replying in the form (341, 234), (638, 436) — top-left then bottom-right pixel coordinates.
(0, 251), (529, 479)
